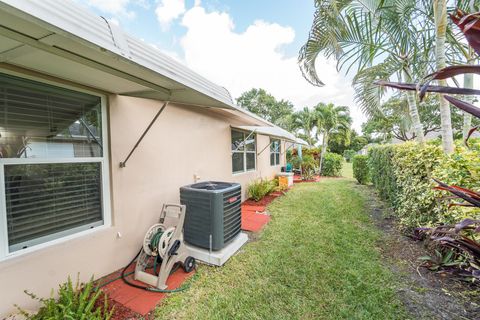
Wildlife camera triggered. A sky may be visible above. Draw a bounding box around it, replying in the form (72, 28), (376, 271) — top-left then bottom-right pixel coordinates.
(75, 0), (366, 130)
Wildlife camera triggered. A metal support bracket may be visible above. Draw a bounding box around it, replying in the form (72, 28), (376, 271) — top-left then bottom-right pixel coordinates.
(257, 140), (273, 156)
(232, 129), (256, 152)
(281, 143), (295, 155)
(120, 101), (169, 168)
(79, 118), (103, 150)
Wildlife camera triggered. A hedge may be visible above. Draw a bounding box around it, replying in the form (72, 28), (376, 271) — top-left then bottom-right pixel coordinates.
(368, 141), (480, 230)
(352, 155), (369, 184)
(321, 152), (343, 177)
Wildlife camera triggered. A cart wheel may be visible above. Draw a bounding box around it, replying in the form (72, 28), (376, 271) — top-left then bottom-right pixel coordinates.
(183, 256), (195, 273)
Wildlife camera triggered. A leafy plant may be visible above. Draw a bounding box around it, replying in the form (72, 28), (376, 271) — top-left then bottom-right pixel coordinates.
(415, 219), (480, 280)
(320, 152), (343, 177)
(300, 154), (317, 180)
(343, 149), (356, 163)
(247, 179), (276, 202)
(352, 155), (369, 184)
(290, 155), (303, 171)
(17, 276), (113, 320)
(418, 249), (460, 272)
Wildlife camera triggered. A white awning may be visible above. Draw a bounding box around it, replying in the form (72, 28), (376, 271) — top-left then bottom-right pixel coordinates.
(294, 137), (309, 146)
(231, 125), (298, 143)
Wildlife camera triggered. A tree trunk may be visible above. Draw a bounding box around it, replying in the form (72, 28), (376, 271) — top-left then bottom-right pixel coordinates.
(403, 70), (425, 144)
(434, 0), (454, 154)
(463, 57), (474, 141)
(319, 131), (328, 175)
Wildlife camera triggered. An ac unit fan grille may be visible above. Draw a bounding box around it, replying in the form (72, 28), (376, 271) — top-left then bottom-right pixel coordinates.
(223, 188), (241, 244)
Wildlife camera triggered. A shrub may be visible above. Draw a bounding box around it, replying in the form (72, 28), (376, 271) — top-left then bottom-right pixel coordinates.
(300, 154), (317, 180)
(290, 155), (303, 170)
(247, 179), (275, 201)
(343, 149), (356, 162)
(321, 152), (343, 177)
(18, 276), (113, 320)
(352, 155), (369, 184)
(302, 147), (321, 161)
(368, 145), (398, 206)
(368, 141), (480, 230)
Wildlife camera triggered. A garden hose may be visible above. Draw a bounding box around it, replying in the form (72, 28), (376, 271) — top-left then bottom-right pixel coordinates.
(96, 228), (191, 293)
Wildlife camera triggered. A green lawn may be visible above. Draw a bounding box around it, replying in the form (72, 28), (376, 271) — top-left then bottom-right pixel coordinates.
(342, 161), (353, 179)
(155, 179), (406, 319)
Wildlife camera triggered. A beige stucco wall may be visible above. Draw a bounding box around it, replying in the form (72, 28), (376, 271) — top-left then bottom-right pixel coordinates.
(0, 95), (285, 316)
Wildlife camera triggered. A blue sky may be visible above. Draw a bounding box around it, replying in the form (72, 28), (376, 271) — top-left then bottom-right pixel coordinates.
(82, 0), (314, 57)
(77, 0), (364, 130)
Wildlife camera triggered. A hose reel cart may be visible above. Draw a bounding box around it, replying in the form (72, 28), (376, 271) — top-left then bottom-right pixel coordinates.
(133, 204), (195, 290)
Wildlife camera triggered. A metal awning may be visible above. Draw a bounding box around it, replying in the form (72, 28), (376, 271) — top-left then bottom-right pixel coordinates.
(294, 137), (309, 146)
(230, 125), (297, 142)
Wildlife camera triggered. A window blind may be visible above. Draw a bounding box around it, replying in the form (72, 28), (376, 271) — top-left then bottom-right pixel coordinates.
(0, 72), (106, 253)
(0, 72), (102, 158)
(5, 162), (103, 251)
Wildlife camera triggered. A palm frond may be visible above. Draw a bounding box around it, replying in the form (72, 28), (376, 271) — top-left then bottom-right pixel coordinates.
(352, 58), (401, 117)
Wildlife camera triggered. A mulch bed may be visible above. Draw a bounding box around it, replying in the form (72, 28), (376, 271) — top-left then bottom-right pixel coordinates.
(357, 183), (480, 319)
(242, 193), (282, 207)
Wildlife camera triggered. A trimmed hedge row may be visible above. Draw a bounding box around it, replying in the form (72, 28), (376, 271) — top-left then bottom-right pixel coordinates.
(352, 155), (369, 184)
(368, 141), (480, 229)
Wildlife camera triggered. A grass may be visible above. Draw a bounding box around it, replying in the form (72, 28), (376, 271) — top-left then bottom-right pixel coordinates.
(342, 161), (353, 179)
(155, 179), (406, 319)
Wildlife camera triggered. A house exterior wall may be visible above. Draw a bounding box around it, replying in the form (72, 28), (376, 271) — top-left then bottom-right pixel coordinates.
(0, 94), (285, 316)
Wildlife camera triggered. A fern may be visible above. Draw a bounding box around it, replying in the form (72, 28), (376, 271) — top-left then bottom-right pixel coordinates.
(17, 275), (113, 320)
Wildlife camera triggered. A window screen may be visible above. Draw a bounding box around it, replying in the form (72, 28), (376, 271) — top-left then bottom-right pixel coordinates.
(0, 73), (102, 159)
(270, 139), (281, 166)
(231, 130), (256, 173)
(5, 163), (103, 251)
(0, 72), (106, 253)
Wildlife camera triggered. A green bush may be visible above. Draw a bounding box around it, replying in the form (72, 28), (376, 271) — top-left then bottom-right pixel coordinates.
(343, 149), (356, 162)
(290, 155), (303, 170)
(247, 179), (276, 201)
(300, 154), (317, 180)
(368, 141), (480, 230)
(352, 155), (369, 184)
(321, 152), (343, 177)
(18, 276), (113, 320)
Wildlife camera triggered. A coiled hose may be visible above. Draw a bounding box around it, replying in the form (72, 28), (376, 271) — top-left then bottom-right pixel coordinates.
(96, 229), (191, 293)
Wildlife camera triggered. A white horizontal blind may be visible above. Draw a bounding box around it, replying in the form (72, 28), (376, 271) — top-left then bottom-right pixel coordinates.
(0, 72), (106, 253)
(5, 162), (103, 251)
(270, 139), (280, 166)
(0, 73), (102, 159)
(231, 130), (256, 173)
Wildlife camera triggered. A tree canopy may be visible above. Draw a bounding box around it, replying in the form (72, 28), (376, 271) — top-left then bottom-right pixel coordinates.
(361, 95), (467, 142)
(236, 88), (294, 129)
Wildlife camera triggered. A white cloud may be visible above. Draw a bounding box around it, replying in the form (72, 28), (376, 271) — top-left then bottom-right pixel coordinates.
(83, 0), (137, 19)
(155, 0), (186, 30)
(179, 6), (366, 130)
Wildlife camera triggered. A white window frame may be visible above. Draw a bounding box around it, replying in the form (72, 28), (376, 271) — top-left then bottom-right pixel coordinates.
(231, 129), (256, 174)
(270, 138), (281, 166)
(0, 69), (111, 260)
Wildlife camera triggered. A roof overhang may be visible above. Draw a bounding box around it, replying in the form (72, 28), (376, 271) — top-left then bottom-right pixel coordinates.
(294, 137), (309, 146)
(0, 0), (304, 143)
(231, 125), (298, 143)
(0, 0), (235, 110)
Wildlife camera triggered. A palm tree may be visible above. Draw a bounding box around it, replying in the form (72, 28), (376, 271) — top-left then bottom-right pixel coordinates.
(292, 107), (317, 145)
(434, 0), (454, 153)
(299, 0), (465, 147)
(461, 0), (476, 141)
(315, 103), (352, 173)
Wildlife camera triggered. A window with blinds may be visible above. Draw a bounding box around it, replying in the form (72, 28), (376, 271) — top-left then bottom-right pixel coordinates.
(231, 129), (256, 173)
(270, 139), (280, 166)
(0, 72), (108, 254)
